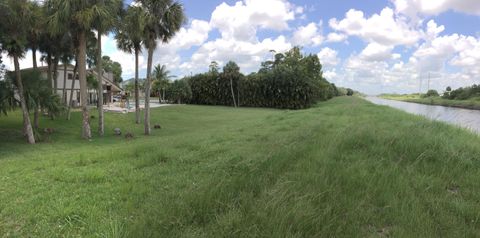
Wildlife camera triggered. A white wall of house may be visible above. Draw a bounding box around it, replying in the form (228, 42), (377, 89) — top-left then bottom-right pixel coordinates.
(35, 65), (122, 107)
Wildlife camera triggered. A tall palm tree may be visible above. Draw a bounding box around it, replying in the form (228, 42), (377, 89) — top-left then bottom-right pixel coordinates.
(153, 64), (174, 101)
(59, 33), (75, 105)
(93, 0), (122, 136)
(48, 0), (114, 139)
(223, 61), (240, 108)
(138, 0), (186, 135)
(115, 6), (146, 124)
(0, 0), (36, 144)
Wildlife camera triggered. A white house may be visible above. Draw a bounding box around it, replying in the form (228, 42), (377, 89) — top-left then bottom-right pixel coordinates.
(22, 65), (123, 107)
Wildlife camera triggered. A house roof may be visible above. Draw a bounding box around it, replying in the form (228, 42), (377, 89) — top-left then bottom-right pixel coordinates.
(89, 70), (123, 92)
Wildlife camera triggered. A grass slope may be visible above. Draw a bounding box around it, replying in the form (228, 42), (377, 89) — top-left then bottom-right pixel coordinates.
(1, 97), (480, 237)
(381, 94), (480, 110)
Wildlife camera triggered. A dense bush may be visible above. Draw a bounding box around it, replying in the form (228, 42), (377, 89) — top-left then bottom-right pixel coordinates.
(442, 85), (480, 100)
(346, 88), (354, 96)
(165, 79), (191, 104)
(186, 47), (338, 109)
(421, 89), (439, 98)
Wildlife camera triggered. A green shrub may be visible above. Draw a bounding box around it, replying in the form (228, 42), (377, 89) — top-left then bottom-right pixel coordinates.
(421, 90), (439, 98)
(187, 47), (338, 109)
(346, 88), (354, 96)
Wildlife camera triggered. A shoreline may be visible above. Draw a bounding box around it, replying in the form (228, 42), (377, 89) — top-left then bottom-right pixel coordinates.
(380, 96), (480, 111)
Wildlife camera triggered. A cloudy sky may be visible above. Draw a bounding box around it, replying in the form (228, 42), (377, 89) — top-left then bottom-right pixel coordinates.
(4, 0), (480, 94)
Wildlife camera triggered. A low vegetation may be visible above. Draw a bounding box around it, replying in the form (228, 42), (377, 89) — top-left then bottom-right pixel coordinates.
(1, 96), (480, 237)
(381, 85), (480, 110)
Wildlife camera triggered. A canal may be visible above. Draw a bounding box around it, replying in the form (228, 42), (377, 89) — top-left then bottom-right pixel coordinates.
(366, 96), (480, 133)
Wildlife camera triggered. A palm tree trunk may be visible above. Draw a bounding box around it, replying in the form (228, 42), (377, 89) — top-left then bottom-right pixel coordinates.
(50, 57), (59, 120)
(32, 48), (38, 69)
(14, 55), (35, 144)
(67, 62), (78, 120)
(96, 30), (104, 136)
(62, 63), (67, 104)
(230, 78), (237, 108)
(33, 48), (39, 126)
(33, 103), (39, 129)
(53, 57), (59, 92)
(78, 31), (91, 139)
(47, 54), (53, 92)
(134, 47), (140, 124)
(144, 45), (153, 135)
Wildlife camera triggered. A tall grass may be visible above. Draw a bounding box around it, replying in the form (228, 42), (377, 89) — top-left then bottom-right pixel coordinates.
(1, 97), (480, 237)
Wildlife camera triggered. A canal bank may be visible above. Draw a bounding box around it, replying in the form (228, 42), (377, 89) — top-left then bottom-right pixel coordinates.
(366, 96), (480, 133)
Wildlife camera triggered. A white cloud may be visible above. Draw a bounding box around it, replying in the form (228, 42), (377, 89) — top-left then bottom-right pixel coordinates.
(291, 22), (323, 46)
(392, 0), (480, 17)
(101, 19), (211, 79)
(326, 32), (347, 43)
(317, 47), (339, 67)
(210, 0), (295, 42)
(182, 35), (292, 74)
(169, 20), (211, 49)
(329, 8), (421, 46)
(323, 69), (337, 81)
(359, 43), (395, 61)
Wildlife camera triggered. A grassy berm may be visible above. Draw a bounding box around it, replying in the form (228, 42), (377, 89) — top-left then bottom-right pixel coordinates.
(1, 96), (480, 237)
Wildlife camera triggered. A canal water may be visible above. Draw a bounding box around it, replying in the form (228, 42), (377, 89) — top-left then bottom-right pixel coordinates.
(365, 96), (480, 133)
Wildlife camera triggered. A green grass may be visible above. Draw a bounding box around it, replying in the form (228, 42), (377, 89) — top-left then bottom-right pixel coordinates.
(1, 96), (480, 237)
(381, 94), (480, 110)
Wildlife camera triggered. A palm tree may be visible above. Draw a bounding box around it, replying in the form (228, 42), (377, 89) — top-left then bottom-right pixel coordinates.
(223, 61), (240, 108)
(48, 0), (114, 139)
(26, 1), (44, 70)
(115, 6), (146, 124)
(93, 0), (122, 136)
(0, 0), (36, 144)
(153, 64), (174, 101)
(59, 33), (75, 105)
(138, 0), (186, 135)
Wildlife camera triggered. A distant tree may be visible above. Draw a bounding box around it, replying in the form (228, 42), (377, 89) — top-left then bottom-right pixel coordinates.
(102, 56), (123, 84)
(346, 88), (354, 96)
(188, 47), (336, 109)
(152, 64), (174, 102)
(222, 61), (240, 107)
(446, 86), (452, 92)
(209, 61), (220, 74)
(166, 79), (191, 104)
(424, 89), (439, 97)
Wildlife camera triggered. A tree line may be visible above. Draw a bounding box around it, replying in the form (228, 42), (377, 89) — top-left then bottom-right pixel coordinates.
(146, 47), (345, 109)
(0, 0), (186, 144)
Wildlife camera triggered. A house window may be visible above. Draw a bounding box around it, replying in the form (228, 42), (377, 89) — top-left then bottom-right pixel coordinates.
(68, 73), (73, 79)
(76, 74), (79, 80)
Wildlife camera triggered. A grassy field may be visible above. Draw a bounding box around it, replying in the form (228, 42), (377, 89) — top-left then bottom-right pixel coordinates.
(1, 96), (480, 237)
(381, 94), (480, 110)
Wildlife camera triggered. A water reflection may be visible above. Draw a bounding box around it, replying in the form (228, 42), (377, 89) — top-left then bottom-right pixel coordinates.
(365, 96), (480, 133)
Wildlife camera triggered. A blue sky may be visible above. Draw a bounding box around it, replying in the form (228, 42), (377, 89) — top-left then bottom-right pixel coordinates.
(5, 0), (480, 94)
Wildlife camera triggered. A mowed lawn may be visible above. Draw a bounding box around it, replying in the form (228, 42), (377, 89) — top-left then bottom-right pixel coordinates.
(1, 97), (480, 237)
